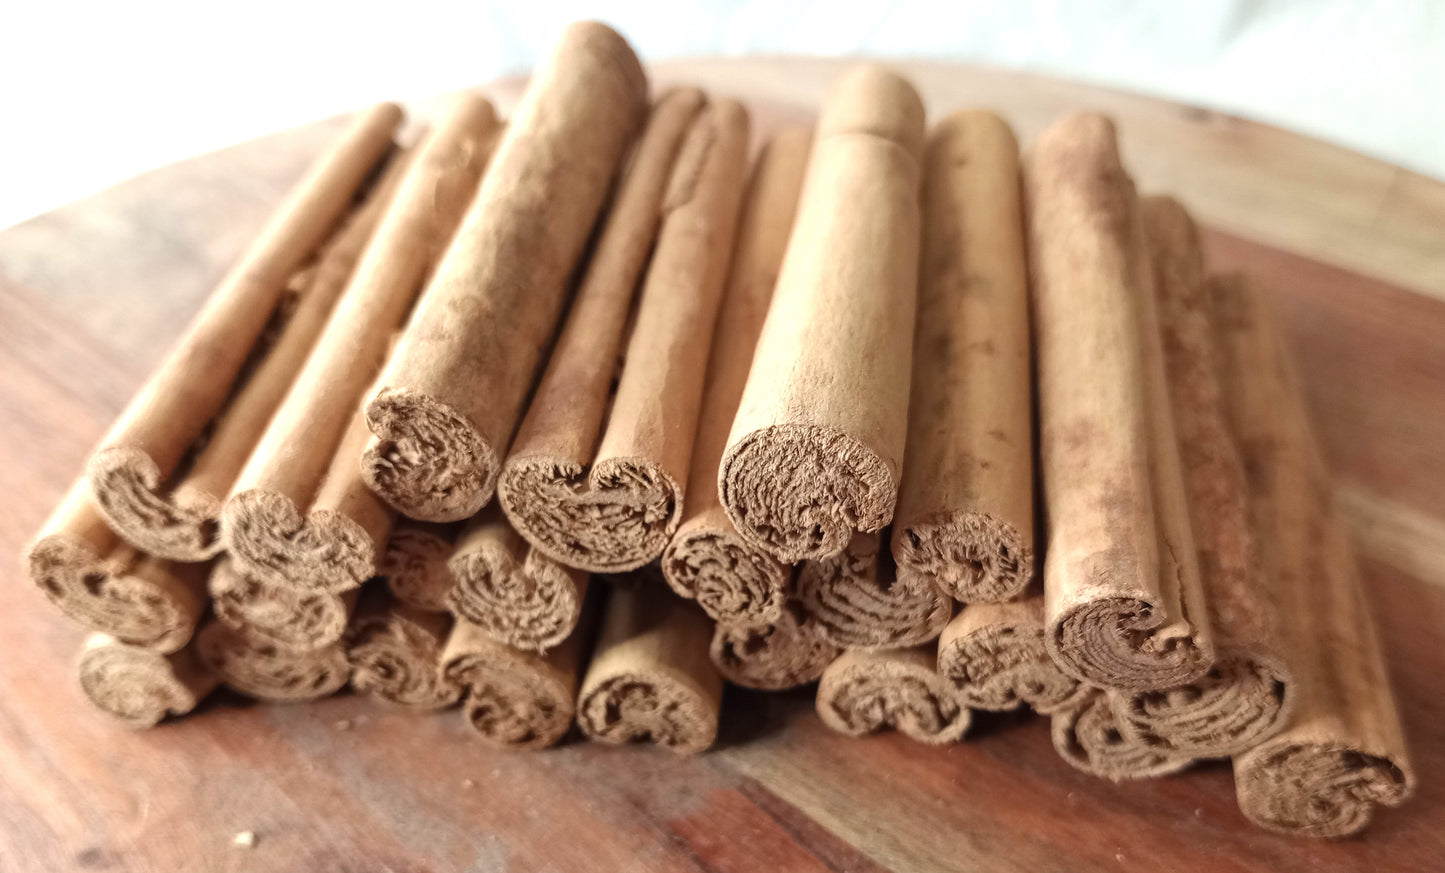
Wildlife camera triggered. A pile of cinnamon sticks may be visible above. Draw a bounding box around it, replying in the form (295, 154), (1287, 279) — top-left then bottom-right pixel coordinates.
(25, 20), (1413, 840)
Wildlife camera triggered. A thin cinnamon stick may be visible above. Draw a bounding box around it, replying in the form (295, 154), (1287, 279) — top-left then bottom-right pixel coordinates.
(891, 110), (1034, 603)
(379, 520), (459, 612)
(710, 598), (840, 691)
(937, 595), (1084, 714)
(815, 647), (969, 744)
(1051, 688), (1195, 781)
(223, 95), (498, 590)
(208, 559), (354, 652)
(1026, 112), (1213, 691)
(794, 531), (951, 650)
(77, 634), (218, 729)
(1214, 273), (1413, 838)
(576, 582), (722, 754)
(345, 589), (460, 709)
(719, 65), (923, 564)
(84, 103), (401, 548)
(661, 126), (810, 625)
(362, 22), (648, 522)
(501, 99), (751, 572)
(195, 619), (350, 702)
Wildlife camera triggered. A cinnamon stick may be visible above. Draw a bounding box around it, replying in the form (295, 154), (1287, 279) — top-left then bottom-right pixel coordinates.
(77, 634), (218, 729)
(1026, 112), (1213, 691)
(379, 520), (459, 612)
(362, 22), (648, 522)
(937, 595), (1084, 714)
(661, 126), (810, 625)
(710, 598), (840, 691)
(1051, 688), (1195, 781)
(345, 589), (460, 709)
(1214, 273), (1413, 838)
(891, 110), (1034, 603)
(209, 559), (354, 652)
(195, 619), (350, 702)
(794, 531), (951, 650)
(815, 647), (969, 744)
(576, 582), (722, 754)
(223, 95), (498, 590)
(501, 98), (751, 572)
(447, 505), (589, 653)
(83, 103), (401, 548)
(719, 66), (923, 563)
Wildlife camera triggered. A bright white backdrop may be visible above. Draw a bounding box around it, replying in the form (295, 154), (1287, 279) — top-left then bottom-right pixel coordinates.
(3, 0), (1443, 229)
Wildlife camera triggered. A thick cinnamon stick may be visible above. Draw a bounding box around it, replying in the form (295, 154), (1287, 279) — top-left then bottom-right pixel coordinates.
(661, 127), (810, 625)
(891, 110), (1034, 603)
(447, 505), (588, 652)
(501, 99), (751, 572)
(362, 22), (648, 522)
(209, 559), (354, 652)
(815, 647), (969, 744)
(223, 95), (498, 590)
(1214, 273), (1413, 838)
(379, 520), (458, 612)
(1051, 688), (1195, 781)
(195, 619), (350, 702)
(576, 582), (722, 754)
(1026, 112), (1213, 691)
(937, 596), (1084, 714)
(77, 634), (218, 729)
(719, 66), (923, 563)
(794, 531), (951, 650)
(346, 589), (460, 709)
(710, 598), (840, 690)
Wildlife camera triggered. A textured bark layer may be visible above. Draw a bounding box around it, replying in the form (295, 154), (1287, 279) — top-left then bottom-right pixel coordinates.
(795, 531), (951, 650)
(195, 620), (350, 702)
(709, 598), (840, 691)
(208, 559), (353, 652)
(346, 591), (460, 709)
(1051, 688), (1196, 781)
(77, 634), (218, 729)
(379, 520), (459, 612)
(815, 647), (969, 744)
(937, 596), (1084, 714)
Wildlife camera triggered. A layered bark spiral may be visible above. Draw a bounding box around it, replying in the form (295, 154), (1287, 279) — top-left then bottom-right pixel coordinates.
(815, 647), (969, 744)
(795, 531), (951, 650)
(77, 634), (218, 729)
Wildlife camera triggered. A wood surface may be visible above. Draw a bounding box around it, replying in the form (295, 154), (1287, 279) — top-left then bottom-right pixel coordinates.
(0, 58), (1442, 872)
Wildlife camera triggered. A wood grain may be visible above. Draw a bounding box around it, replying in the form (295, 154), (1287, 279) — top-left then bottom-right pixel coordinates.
(0, 58), (1442, 872)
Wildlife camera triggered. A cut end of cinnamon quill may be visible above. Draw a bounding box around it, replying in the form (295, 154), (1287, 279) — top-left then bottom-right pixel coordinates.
(446, 645), (575, 750)
(209, 560), (351, 652)
(222, 490), (378, 593)
(77, 635), (214, 729)
(346, 608), (460, 710)
(576, 670), (718, 755)
(1234, 741), (1412, 839)
(815, 648), (969, 744)
(196, 620), (350, 702)
(1047, 595), (1213, 692)
(710, 600), (840, 691)
(661, 524), (788, 625)
(88, 446), (224, 561)
(795, 531), (951, 650)
(720, 424), (898, 563)
(893, 510), (1033, 603)
(1051, 690), (1195, 782)
(937, 603), (1083, 714)
(379, 525), (457, 612)
(447, 543), (586, 653)
(362, 389), (499, 523)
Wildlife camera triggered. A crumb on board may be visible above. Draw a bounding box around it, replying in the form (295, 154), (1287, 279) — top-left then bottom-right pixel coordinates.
(233, 831), (257, 849)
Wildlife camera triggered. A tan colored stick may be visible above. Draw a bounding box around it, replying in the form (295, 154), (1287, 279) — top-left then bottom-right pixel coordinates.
(195, 619), (350, 702)
(223, 95), (498, 590)
(710, 598), (840, 690)
(346, 589), (460, 709)
(77, 634), (218, 729)
(937, 595), (1085, 714)
(794, 531), (951, 650)
(379, 520), (459, 612)
(27, 482), (207, 652)
(442, 617), (586, 750)
(1214, 273), (1413, 839)
(891, 110), (1034, 603)
(362, 22), (648, 522)
(719, 66), (923, 564)
(1051, 688), (1195, 781)
(84, 104), (401, 542)
(1027, 112), (1213, 691)
(815, 647), (969, 744)
(661, 126), (811, 625)
(501, 99), (751, 572)
(208, 559), (354, 652)
(577, 581), (722, 754)
(447, 505), (589, 653)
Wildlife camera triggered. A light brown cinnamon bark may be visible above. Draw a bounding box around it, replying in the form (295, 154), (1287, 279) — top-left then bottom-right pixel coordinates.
(1026, 112), (1213, 691)
(661, 126), (810, 625)
(345, 589), (460, 709)
(1213, 273), (1413, 838)
(815, 647), (969, 744)
(576, 582), (722, 754)
(362, 22), (648, 522)
(223, 95), (498, 589)
(27, 482), (207, 652)
(891, 110), (1034, 603)
(195, 619), (350, 702)
(719, 66), (923, 564)
(208, 559), (354, 652)
(1051, 688), (1196, 781)
(77, 634), (218, 729)
(83, 103), (401, 549)
(937, 595), (1084, 714)
(447, 505), (588, 653)
(501, 99), (751, 572)
(379, 520), (459, 612)
(794, 531), (951, 650)
(710, 598), (840, 690)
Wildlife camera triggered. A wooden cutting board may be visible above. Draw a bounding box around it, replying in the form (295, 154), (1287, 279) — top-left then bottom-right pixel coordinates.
(1, 58), (1442, 873)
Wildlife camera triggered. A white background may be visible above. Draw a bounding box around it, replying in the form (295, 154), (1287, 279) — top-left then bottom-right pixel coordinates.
(3, 0), (1443, 230)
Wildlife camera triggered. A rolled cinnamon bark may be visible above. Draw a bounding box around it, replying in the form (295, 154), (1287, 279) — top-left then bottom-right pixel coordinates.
(83, 103), (401, 548)
(502, 99), (751, 572)
(77, 634), (218, 729)
(576, 582), (722, 754)
(362, 22), (648, 522)
(195, 619), (350, 702)
(710, 598), (840, 690)
(379, 520), (458, 612)
(1027, 112), (1213, 691)
(346, 590), (460, 709)
(719, 66), (923, 564)
(891, 110), (1033, 603)
(223, 95), (498, 589)
(1106, 198), (1295, 757)
(1051, 688), (1195, 781)
(27, 482), (207, 652)
(794, 531), (951, 650)
(208, 559), (354, 652)
(937, 596), (1084, 714)
(447, 505), (588, 653)
(442, 617), (585, 750)
(815, 647), (969, 744)
(1213, 273), (1413, 838)
(661, 126), (810, 625)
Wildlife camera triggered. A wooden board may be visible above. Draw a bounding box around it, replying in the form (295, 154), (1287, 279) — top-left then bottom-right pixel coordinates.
(1, 58), (1442, 873)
